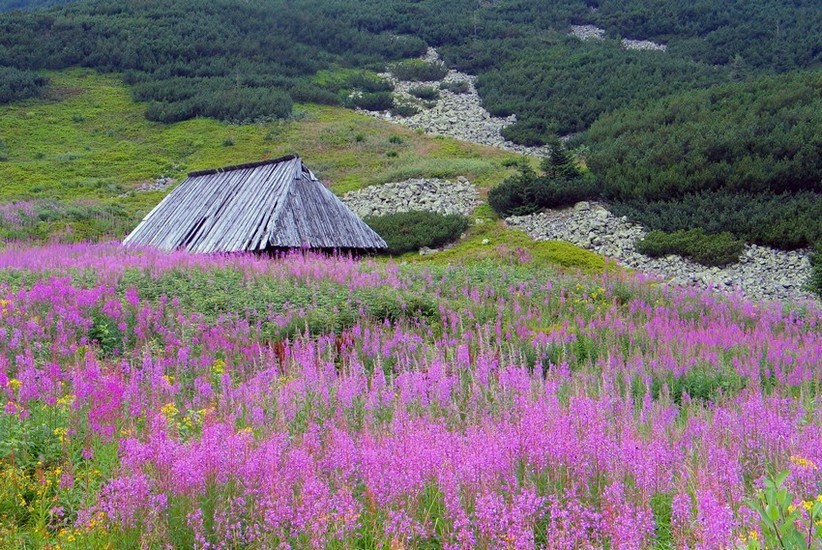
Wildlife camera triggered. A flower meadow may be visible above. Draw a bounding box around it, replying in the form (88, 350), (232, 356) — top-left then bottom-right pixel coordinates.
(0, 242), (821, 549)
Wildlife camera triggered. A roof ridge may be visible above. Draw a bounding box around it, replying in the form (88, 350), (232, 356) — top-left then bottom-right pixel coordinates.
(187, 154), (299, 177)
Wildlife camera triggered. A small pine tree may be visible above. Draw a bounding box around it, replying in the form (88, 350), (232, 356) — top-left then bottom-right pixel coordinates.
(541, 136), (579, 180)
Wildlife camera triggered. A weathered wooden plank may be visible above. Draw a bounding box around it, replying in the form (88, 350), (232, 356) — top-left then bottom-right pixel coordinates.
(124, 155), (387, 252)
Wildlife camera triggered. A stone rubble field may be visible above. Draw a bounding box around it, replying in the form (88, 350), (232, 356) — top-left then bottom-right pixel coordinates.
(507, 202), (814, 303)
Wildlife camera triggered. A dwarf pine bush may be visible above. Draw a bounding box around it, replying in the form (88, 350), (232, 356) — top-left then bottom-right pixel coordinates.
(637, 228), (744, 267)
(365, 210), (468, 254)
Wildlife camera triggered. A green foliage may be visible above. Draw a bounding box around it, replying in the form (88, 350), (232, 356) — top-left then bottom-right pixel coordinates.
(637, 229), (744, 267)
(741, 471), (822, 549)
(409, 86), (440, 101)
(641, 367), (747, 405)
(365, 211), (469, 255)
(0, 199), (136, 243)
(0, 66), (46, 103)
(612, 191), (822, 250)
(439, 80), (469, 94)
(389, 60), (448, 82)
(348, 91), (394, 112)
(0, 0), (426, 123)
(1, 0), (819, 146)
(390, 102), (420, 117)
(144, 87), (293, 124)
(488, 160), (597, 217)
(588, 72), (821, 201)
(650, 493), (674, 549)
(410, 222), (608, 274)
(585, 71), (822, 250)
(809, 243), (822, 299)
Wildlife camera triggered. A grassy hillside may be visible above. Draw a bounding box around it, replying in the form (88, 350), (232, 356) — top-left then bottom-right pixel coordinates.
(0, 69), (522, 239)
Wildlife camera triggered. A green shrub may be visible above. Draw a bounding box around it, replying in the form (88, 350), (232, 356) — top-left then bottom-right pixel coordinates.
(809, 242), (822, 298)
(0, 66), (47, 103)
(349, 92), (394, 111)
(366, 211), (469, 255)
(439, 80), (470, 94)
(409, 86), (440, 101)
(390, 103), (420, 117)
(611, 190), (822, 250)
(636, 228), (744, 267)
(488, 164), (598, 217)
(389, 60), (448, 82)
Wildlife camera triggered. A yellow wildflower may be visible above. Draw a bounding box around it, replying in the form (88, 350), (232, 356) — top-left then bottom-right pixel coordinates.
(162, 374), (174, 385)
(788, 505), (797, 514)
(53, 427), (67, 444)
(804, 500), (814, 511)
(790, 455), (818, 470)
(212, 359), (226, 375)
(817, 494), (822, 503)
(56, 394), (76, 408)
(749, 531), (759, 541)
(8, 378), (21, 391)
(160, 402), (178, 418)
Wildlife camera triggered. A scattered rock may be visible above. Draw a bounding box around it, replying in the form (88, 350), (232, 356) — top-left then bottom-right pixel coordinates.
(622, 38), (667, 51)
(342, 178), (479, 218)
(136, 176), (175, 193)
(506, 203), (815, 304)
(359, 48), (549, 156)
(569, 25), (605, 41)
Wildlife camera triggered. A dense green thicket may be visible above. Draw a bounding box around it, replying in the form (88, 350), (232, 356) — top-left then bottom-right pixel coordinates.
(0, 0), (425, 122)
(1, 0), (819, 140)
(0, 0), (69, 11)
(0, 65), (46, 102)
(610, 191), (822, 251)
(366, 211), (469, 255)
(637, 229), (744, 267)
(587, 72), (822, 249)
(587, 72), (821, 201)
(389, 60), (448, 82)
(474, 40), (726, 141)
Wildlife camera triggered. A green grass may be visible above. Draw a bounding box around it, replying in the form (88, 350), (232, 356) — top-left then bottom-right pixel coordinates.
(0, 68), (516, 212)
(0, 68), (609, 275)
(404, 221), (609, 274)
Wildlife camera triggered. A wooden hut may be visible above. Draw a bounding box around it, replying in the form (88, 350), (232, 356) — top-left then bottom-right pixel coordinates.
(123, 155), (387, 253)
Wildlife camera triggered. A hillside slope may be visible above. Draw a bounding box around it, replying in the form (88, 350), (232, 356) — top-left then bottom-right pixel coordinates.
(0, 70), (520, 239)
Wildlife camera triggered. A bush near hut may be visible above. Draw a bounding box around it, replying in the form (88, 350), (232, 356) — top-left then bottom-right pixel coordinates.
(365, 210), (469, 255)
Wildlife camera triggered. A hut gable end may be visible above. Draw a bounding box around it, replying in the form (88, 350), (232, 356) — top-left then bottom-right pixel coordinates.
(123, 156), (387, 252)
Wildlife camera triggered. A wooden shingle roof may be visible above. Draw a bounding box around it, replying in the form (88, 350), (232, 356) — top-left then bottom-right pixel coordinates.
(123, 155), (387, 252)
